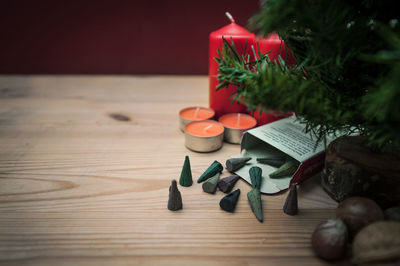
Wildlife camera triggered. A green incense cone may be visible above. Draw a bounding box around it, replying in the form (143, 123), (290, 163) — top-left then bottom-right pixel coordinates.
(226, 157), (251, 172)
(168, 180), (182, 211)
(269, 160), (299, 178)
(249, 166), (262, 189)
(220, 189), (240, 213)
(247, 166), (263, 222)
(197, 160), (223, 183)
(179, 155), (193, 187)
(202, 172), (220, 194)
(247, 188), (263, 222)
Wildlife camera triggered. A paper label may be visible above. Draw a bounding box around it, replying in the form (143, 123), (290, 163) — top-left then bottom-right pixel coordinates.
(234, 116), (333, 194)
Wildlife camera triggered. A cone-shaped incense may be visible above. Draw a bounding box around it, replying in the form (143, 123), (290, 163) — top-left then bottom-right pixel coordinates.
(220, 189), (240, 212)
(168, 180), (182, 211)
(249, 167), (262, 189)
(269, 160), (299, 178)
(256, 156), (286, 167)
(283, 183), (298, 215)
(197, 160), (223, 183)
(226, 157), (251, 172)
(247, 188), (263, 222)
(202, 172), (220, 194)
(247, 166), (263, 222)
(179, 156), (193, 187)
(217, 175), (240, 193)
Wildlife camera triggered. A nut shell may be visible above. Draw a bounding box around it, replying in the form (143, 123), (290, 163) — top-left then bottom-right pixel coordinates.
(311, 219), (348, 260)
(353, 221), (400, 265)
(336, 197), (383, 237)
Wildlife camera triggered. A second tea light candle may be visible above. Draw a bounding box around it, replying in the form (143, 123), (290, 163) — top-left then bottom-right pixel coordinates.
(179, 106), (215, 131)
(184, 120), (224, 152)
(219, 113), (257, 144)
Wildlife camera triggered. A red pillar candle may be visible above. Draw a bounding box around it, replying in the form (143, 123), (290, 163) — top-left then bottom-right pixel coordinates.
(256, 33), (296, 65)
(209, 12), (255, 119)
(252, 33), (296, 126)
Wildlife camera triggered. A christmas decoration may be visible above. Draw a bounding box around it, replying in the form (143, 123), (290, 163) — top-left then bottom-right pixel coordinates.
(216, 0), (400, 150)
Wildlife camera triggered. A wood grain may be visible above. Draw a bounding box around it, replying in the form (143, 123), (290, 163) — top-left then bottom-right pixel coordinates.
(0, 76), (344, 265)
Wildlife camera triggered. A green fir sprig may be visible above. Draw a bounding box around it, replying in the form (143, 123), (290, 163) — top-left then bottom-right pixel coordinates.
(216, 0), (400, 149)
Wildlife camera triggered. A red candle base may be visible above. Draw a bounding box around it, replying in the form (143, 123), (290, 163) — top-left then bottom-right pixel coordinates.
(251, 110), (294, 126)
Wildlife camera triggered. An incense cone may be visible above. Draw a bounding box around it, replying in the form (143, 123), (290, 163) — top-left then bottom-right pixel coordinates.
(283, 184), (298, 215)
(247, 188), (263, 222)
(202, 173), (220, 194)
(168, 180), (182, 211)
(249, 166), (262, 189)
(197, 160), (223, 183)
(226, 157), (251, 172)
(257, 157), (286, 167)
(269, 160), (299, 178)
(220, 189), (240, 212)
(179, 155), (193, 187)
(217, 175), (240, 193)
(247, 166), (263, 222)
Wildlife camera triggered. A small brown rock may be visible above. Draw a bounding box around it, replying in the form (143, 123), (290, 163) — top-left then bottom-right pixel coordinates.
(336, 197), (384, 238)
(353, 221), (400, 265)
(311, 219), (349, 261)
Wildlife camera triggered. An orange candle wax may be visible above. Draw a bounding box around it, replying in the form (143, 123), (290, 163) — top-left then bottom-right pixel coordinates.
(185, 120), (224, 137)
(180, 106), (215, 120)
(218, 113), (257, 129)
(179, 106), (215, 131)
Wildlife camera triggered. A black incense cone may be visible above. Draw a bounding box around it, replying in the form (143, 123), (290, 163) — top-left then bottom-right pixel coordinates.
(226, 157), (251, 172)
(202, 173), (220, 194)
(217, 175), (240, 193)
(283, 184), (298, 215)
(220, 189), (240, 213)
(179, 156), (193, 187)
(256, 157), (286, 167)
(168, 180), (182, 211)
(197, 160), (223, 183)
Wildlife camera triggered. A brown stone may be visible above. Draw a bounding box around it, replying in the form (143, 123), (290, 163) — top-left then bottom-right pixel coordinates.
(321, 136), (400, 207)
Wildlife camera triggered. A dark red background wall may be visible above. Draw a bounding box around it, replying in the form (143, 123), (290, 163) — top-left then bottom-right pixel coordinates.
(0, 0), (260, 74)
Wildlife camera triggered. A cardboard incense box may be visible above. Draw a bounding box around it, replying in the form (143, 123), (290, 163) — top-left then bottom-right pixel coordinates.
(234, 116), (335, 194)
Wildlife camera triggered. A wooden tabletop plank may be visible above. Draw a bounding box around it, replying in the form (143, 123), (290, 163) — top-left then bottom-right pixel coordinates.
(0, 76), (342, 265)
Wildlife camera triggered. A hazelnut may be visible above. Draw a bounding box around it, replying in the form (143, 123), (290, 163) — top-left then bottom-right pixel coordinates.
(384, 206), (400, 221)
(336, 197), (383, 238)
(311, 219), (348, 260)
(353, 221), (400, 265)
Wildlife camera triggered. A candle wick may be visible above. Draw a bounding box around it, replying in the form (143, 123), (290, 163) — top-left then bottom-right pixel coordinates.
(194, 107), (200, 119)
(204, 124), (213, 132)
(225, 12), (235, 23)
(237, 113), (241, 127)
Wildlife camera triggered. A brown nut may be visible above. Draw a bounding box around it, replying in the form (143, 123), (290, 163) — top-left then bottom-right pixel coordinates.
(384, 206), (400, 221)
(311, 219), (348, 261)
(336, 197), (383, 238)
(353, 221), (400, 265)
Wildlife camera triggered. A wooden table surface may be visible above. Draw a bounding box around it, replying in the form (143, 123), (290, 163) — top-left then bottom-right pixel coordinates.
(0, 76), (343, 266)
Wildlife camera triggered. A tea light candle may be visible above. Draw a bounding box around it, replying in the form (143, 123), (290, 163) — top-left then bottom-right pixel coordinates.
(184, 120), (224, 152)
(179, 106), (215, 131)
(218, 113), (257, 144)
